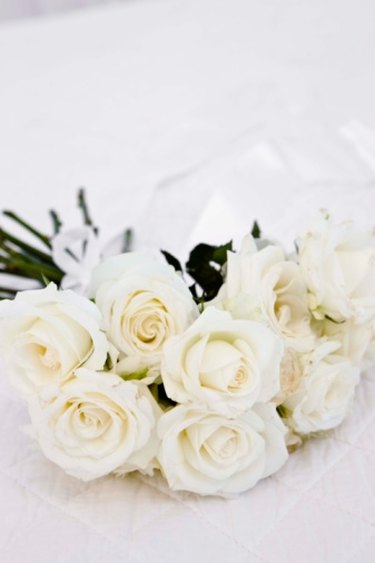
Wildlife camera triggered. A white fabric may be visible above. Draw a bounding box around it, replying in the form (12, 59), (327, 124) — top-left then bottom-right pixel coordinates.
(1, 0), (375, 561)
(0, 0), (116, 21)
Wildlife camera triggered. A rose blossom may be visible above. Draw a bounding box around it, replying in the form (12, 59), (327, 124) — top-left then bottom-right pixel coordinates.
(90, 253), (198, 381)
(362, 321), (375, 371)
(161, 308), (283, 414)
(28, 369), (161, 480)
(157, 402), (288, 495)
(212, 235), (314, 352)
(297, 211), (375, 323)
(316, 317), (373, 369)
(282, 341), (360, 434)
(274, 347), (305, 405)
(0, 283), (108, 395)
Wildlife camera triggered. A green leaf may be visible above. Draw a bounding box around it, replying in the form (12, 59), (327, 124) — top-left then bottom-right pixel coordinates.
(122, 228), (133, 252)
(149, 383), (159, 402)
(212, 241), (232, 266)
(41, 273), (51, 287)
(3, 210), (52, 249)
(118, 368), (149, 381)
(276, 404), (290, 418)
(49, 209), (63, 234)
(77, 188), (98, 235)
(161, 250), (182, 272)
(198, 300), (205, 314)
(0, 227), (53, 263)
(189, 283), (198, 299)
(0, 286), (17, 298)
(185, 241), (232, 301)
(251, 220), (261, 239)
(157, 382), (177, 409)
(104, 353), (114, 371)
(0, 254), (63, 284)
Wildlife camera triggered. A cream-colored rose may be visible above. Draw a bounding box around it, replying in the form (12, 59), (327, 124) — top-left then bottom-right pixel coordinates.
(298, 211), (375, 323)
(28, 369), (161, 480)
(157, 402), (288, 495)
(316, 317), (373, 368)
(274, 347), (304, 405)
(213, 235), (314, 352)
(161, 308), (283, 414)
(363, 321), (375, 371)
(283, 341), (360, 434)
(91, 253), (198, 380)
(0, 283), (108, 395)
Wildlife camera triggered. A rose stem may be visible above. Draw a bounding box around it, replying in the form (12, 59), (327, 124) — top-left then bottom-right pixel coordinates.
(0, 255), (62, 283)
(49, 209), (63, 235)
(3, 210), (52, 249)
(0, 228), (53, 263)
(123, 228), (133, 252)
(77, 188), (98, 235)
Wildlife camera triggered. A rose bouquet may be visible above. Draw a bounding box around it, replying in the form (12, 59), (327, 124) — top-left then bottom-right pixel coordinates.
(0, 192), (374, 496)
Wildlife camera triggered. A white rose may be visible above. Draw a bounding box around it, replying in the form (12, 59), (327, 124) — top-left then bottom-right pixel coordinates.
(298, 211), (375, 323)
(161, 308), (283, 414)
(28, 369), (162, 481)
(213, 235), (314, 352)
(283, 341), (360, 434)
(157, 403), (288, 495)
(317, 317), (373, 368)
(274, 347), (305, 405)
(0, 283), (108, 395)
(91, 253), (198, 379)
(363, 321), (375, 371)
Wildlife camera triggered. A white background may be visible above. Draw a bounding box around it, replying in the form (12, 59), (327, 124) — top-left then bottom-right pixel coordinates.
(1, 1), (375, 561)
(0, 0), (120, 21)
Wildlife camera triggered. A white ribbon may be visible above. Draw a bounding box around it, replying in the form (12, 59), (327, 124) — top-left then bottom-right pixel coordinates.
(52, 227), (102, 295)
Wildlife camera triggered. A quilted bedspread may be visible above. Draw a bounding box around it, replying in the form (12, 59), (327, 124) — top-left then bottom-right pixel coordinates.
(1, 1), (375, 561)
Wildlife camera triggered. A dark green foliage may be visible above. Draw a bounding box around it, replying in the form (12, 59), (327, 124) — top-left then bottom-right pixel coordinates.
(122, 228), (133, 252)
(251, 220), (261, 239)
(1, 187), (261, 310)
(161, 250), (183, 273)
(185, 241), (232, 301)
(0, 188), (101, 295)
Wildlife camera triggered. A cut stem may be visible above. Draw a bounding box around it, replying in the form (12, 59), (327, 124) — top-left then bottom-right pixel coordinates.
(123, 228), (133, 252)
(49, 209), (63, 234)
(77, 188), (98, 235)
(0, 268), (32, 279)
(0, 286), (17, 295)
(0, 255), (62, 283)
(0, 228), (53, 263)
(3, 211), (52, 249)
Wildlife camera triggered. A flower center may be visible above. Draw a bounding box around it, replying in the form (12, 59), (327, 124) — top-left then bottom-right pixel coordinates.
(40, 346), (61, 371)
(204, 427), (239, 461)
(228, 360), (249, 391)
(122, 291), (174, 354)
